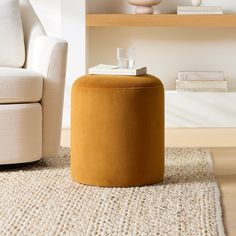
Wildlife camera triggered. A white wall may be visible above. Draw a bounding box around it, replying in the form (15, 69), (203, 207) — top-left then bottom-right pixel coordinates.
(61, 0), (87, 128)
(30, 0), (61, 36)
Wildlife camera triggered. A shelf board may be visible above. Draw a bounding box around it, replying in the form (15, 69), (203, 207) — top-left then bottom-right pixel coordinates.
(86, 14), (236, 28)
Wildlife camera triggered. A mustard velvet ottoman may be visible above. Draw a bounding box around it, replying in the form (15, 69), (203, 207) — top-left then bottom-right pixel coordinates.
(71, 74), (164, 187)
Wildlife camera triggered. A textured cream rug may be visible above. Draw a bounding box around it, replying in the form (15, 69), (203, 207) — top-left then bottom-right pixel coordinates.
(0, 148), (224, 236)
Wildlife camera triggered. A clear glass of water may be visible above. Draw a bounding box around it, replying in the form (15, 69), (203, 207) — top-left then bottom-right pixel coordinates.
(117, 48), (136, 69)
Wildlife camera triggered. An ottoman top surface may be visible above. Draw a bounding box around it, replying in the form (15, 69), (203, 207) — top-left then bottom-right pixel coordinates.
(75, 74), (163, 89)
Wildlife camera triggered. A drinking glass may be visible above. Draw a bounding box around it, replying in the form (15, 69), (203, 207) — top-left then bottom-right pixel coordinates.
(117, 48), (136, 69)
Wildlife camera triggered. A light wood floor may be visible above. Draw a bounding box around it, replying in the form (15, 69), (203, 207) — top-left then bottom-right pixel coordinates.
(211, 148), (236, 236)
(61, 129), (236, 235)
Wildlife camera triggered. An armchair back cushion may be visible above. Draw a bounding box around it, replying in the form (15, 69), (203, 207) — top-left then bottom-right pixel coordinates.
(0, 0), (25, 67)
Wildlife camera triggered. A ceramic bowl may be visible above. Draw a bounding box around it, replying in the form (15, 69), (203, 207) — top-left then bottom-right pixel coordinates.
(128, 0), (161, 14)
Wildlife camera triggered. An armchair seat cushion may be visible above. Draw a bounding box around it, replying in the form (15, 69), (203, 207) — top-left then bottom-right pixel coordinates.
(0, 67), (43, 104)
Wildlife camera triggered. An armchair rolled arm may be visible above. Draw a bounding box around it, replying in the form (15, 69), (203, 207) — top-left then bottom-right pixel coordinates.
(28, 36), (68, 157)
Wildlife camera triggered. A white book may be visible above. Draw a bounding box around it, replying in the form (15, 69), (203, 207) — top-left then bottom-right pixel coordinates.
(176, 80), (228, 92)
(89, 64), (147, 76)
(178, 71), (224, 81)
(177, 6), (223, 15)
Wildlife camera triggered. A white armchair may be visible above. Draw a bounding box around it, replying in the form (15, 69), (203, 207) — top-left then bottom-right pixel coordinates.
(0, 0), (68, 164)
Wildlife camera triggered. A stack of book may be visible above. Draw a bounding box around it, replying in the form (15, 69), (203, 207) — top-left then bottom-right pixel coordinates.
(177, 6), (223, 15)
(176, 71), (228, 92)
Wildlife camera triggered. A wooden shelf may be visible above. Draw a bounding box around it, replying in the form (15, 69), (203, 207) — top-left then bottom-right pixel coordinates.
(86, 14), (236, 28)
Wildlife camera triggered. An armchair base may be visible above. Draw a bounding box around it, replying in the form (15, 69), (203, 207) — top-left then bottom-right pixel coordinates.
(0, 103), (42, 164)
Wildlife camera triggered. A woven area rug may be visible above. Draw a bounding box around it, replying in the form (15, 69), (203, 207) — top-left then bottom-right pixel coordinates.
(0, 148), (224, 236)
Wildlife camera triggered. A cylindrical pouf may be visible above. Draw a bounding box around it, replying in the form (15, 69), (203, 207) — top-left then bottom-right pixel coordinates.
(71, 74), (164, 187)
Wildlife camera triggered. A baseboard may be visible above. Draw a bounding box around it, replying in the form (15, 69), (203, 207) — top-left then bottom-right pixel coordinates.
(61, 128), (236, 148)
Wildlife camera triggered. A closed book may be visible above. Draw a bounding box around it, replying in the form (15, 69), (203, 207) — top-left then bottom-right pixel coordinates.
(176, 80), (228, 92)
(177, 6), (223, 15)
(178, 71), (224, 81)
(89, 64), (147, 76)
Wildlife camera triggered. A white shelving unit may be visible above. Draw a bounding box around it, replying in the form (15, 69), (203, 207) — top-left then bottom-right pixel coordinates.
(166, 90), (236, 127)
(62, 0), (236, 146)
